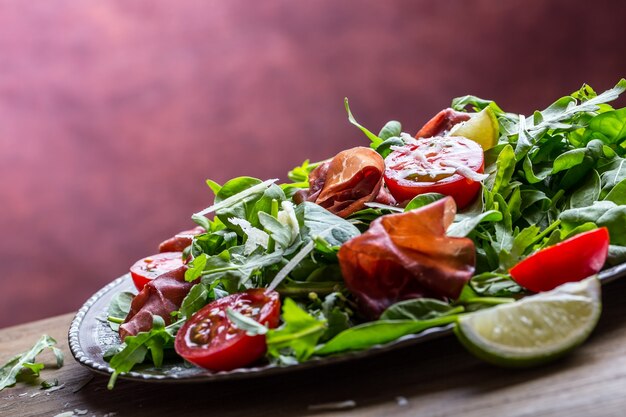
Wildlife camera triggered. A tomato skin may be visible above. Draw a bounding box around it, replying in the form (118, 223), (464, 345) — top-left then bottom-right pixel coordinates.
(175, 289), (280, 372)
(509, 227), (609, 292)
(383, 136), (484, 209)
(129, 252), (184, 291)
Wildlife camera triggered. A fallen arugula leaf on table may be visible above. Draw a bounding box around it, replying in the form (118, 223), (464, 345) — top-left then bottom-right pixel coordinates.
(0, 335), (63, 391)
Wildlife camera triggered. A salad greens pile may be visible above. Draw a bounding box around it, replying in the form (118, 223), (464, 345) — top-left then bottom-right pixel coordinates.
(106, 79), (626, 385)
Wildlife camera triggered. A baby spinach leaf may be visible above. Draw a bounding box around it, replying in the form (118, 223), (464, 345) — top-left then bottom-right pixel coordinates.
(552, 148), (587, 174)
(570, 169), (601, 208)
(522, 155), (551, 184)
(378, 120), (402, 140)
(375, 136), (405, 158)
(404, 193), (446, 211)
(604, 177), (626, 205)
(298, 202), (361, 246)
(266, 298), (327, 361)
(589, 108), (626, 145)
(608, 245), (626, 265)
(560, 201), (616, 231)
(107, 291), (134, 331)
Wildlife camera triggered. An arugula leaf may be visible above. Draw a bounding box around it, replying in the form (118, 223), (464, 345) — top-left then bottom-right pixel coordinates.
(226, 308), (268, 336)
(194, 177), (278, 217)
(258, 211), (293, 249)
(491, 144), (516, 195)
(470, 272), (524, 297)
(185, 253), (208, 282)
(315, 316), (458, 356)
(107, 316), (178, 389)
(266, 298), (327, 361)
(0, 335), (62, 391)
(178, 283), (210, 319)
(380, 299), (462, 321)
(201, 248), (285, 292)
(344, 98), (383, 148)
(448, 210), (502, 238)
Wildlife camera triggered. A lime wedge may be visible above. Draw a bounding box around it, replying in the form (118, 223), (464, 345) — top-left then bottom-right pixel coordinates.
(449, 107), (499, 150)
(455, 276), (601, 367)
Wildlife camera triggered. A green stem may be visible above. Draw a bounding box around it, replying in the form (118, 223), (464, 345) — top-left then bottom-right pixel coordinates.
(532, 219), (561, 245)
(462, 297), (515, 306)
(276, 282), (344, 297)
(107, 316), (125, 324)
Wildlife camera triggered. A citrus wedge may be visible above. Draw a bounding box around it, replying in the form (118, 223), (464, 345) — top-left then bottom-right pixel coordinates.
(449, 107), (499, 150)
(455, 276), (601, 367)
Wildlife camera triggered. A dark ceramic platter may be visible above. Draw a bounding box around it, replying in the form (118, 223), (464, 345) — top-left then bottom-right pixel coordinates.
(69, 262), (626, 384)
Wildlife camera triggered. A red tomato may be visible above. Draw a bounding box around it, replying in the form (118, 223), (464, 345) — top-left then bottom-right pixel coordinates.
(383, 136), (484, 208)
(509, 227), (610, 292)
(129, 252), (184, 291)
(174, 289), (280, 372)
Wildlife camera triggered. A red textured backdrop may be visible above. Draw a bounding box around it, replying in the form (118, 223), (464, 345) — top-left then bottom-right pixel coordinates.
(1, 0), (625, 328)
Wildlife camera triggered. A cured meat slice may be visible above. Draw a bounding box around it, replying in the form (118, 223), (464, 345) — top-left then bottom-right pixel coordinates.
(338, 196), (475, 319)
(119, 266), (195, 340)
(415, 108), (470, 138)
(158, 226), (205, 253)
(294, 147), (386, 218)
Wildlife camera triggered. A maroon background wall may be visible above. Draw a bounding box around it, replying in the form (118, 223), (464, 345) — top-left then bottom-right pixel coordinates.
(1, 0), (625, 328)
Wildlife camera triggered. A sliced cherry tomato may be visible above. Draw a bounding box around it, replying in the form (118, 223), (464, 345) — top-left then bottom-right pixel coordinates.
(129, 252), (184, 291)
(509, 227), (609, 292)
(383, 136), (484, 208)
(174, 289), (280, 372)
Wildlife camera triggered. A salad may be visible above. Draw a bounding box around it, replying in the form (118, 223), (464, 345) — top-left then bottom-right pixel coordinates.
(104, 79), (626, 388)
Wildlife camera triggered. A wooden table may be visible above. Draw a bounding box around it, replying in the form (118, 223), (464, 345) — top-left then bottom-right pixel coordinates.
(2, 278), (626, 417)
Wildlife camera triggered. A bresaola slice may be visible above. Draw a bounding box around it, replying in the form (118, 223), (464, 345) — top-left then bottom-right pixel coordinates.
(294, 146), (389, 217)
(338, 196), (475, 319)
(158, 226), (205, 253)
(119, 266), (195, 340)
(415, 108), (471, 138)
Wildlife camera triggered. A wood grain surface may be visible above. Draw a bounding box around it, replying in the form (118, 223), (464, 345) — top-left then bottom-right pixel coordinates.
(2, 277), (626, 417)
(2, 0), (626, 328)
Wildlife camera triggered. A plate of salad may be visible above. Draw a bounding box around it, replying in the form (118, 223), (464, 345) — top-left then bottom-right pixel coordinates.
(69, 79), (626, 388)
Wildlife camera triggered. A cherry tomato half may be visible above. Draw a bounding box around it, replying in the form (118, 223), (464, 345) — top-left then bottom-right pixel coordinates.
(509, 227), (609, 292)
(383, 136), (484, 208)
(129, 252), (184, 291)
(174, 289), (280, 372)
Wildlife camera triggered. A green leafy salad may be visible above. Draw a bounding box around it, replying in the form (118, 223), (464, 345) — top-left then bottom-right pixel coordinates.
(104, 79), (626, 388)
